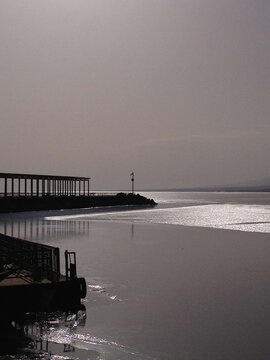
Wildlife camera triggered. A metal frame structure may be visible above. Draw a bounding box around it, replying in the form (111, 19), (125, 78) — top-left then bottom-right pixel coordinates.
(0, 233), (60, 282)
(0, 172), (91, 198)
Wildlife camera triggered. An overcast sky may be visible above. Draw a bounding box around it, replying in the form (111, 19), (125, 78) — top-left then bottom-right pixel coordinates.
(1, 0), (270, 190)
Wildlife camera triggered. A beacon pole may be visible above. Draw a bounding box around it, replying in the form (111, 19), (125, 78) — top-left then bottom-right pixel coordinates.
(130, 172), (134, 194)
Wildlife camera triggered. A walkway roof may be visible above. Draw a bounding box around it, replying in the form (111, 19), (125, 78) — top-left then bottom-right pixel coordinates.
(0, 173), (90, 181)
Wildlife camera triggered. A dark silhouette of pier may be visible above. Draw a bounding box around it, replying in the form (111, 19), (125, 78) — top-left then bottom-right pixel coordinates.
(0, 172), (91, 197)
(0, 172), (156, 213)
(0, 232), (87, 315)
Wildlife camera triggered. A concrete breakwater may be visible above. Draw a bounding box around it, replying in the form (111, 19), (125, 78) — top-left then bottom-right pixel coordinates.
(0, 193), (156, 213)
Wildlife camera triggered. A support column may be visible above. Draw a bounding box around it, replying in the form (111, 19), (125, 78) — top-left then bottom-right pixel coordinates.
(4, 178), (7, 197)
(18, 178), (21, 197)
(25, 179), (27, 197)
(11, 178), (14, 197)
(31, 179), (33, 197)
(36, 179), (39, 197)
(83, 180), (85, 195)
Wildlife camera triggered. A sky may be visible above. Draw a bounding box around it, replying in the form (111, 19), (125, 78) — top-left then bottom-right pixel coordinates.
(1, 0), (270, 190)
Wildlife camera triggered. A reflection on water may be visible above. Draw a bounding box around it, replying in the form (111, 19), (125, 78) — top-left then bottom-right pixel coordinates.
(0, 307), (141, 360)
(0, 206), (141, 243)
(131, 223), (134, 239)
(0, 217), (91, 242)
(0, 308), (94, 360)
(0, 305), (152, 360)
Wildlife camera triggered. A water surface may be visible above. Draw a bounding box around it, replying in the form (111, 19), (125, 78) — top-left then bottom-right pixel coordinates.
(1, 192), (270, 359)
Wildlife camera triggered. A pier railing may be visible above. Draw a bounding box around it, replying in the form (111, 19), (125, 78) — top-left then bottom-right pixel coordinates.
(0, 233), (60, 282)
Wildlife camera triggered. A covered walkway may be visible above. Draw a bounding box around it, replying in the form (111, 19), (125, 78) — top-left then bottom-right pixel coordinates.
(0, 173), (91, 197)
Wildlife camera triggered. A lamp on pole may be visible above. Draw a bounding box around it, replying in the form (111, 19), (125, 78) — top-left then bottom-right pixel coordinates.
(130, 172), (134, 194)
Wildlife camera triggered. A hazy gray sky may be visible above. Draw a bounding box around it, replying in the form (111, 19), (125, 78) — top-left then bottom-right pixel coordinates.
(1, 0), (270, 189)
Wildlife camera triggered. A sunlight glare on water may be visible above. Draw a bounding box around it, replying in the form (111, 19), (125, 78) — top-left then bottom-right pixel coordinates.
(46, 203), (270, 233)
